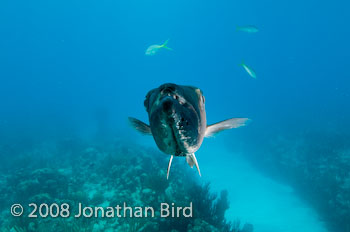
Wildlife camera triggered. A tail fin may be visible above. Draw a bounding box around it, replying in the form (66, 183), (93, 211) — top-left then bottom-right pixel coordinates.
(162, 39), (169, 46)
(162, 39), (173, 50)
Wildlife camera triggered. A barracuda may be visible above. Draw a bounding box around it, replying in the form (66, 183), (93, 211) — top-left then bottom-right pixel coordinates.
(129, 83), (250, 179)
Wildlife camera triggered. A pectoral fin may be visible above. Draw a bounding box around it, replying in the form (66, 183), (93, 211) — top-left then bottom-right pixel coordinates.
(186, 153), (201, 177)
(205, 118), (250, 137)
(128, 117), (152, 135)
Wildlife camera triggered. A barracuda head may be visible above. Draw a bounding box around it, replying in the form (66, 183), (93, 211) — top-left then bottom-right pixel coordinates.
(144, 83), (206, 156)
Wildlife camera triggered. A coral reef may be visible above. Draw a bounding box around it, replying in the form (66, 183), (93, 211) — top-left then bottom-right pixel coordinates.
(0, 139), (252, 232)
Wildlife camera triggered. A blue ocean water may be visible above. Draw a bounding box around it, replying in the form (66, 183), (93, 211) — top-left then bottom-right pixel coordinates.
(0, 0), (349, 231)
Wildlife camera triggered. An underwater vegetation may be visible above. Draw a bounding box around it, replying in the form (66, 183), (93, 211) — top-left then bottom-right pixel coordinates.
(0, 139), (253, 232)
(241, 131), (350, 232)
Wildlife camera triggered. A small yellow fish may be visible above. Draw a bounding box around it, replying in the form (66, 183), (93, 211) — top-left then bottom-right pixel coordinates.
(145, 39), (172, 56)
(240, 61), (256, 79)
(236, 25), (259, 33)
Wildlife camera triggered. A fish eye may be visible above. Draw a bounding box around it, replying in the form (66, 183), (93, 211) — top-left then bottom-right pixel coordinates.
(202, 96), (205, 104)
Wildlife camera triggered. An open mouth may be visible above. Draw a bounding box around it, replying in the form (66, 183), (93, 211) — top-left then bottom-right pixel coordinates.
(159, 103), (185, 155)
(168, 111), (189, 156)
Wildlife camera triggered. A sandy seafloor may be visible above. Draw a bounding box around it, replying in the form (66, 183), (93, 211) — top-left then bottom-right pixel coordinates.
(200, 139), (328, 232)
